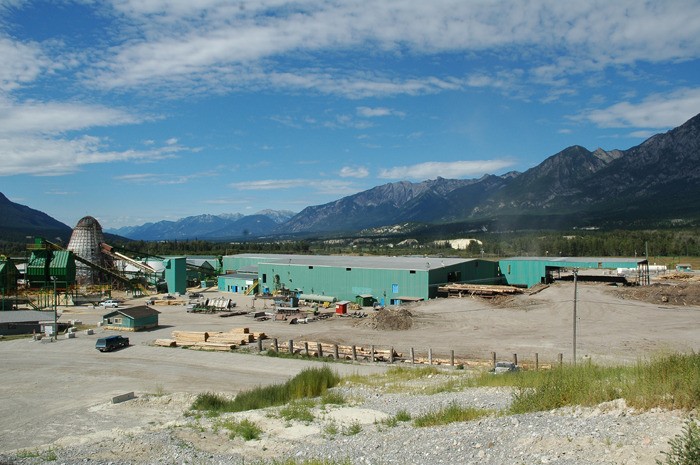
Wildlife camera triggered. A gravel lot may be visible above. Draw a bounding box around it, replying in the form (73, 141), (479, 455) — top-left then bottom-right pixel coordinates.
(0, 280), (698, 464)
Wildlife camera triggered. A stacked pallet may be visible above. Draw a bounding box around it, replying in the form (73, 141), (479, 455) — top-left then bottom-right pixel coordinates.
(167, 327), (267, 351)
(437, 283), (524, 298)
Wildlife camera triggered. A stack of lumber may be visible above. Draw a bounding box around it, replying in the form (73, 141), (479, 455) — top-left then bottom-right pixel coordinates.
(438, 283), (524, 298)
(166, 327), (267, 351)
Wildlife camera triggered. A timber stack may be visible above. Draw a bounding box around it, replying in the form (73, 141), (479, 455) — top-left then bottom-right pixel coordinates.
(438, 283), (523, 298)
(155, 327), (267, 351)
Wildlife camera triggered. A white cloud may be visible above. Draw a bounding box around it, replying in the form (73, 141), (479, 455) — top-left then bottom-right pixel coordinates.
(0, 99), (141, 135)
(229, 179), (309, 190)
(582, 87), (700, 128)
(0, 37), (50, 92)
(379, 160), (515, 180)
(85, 1), (700, 96)
(356, 106), (405, 118)
(339, 166), (369, 178)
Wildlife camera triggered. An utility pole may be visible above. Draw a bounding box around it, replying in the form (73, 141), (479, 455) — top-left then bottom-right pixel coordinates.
(573, 268), (578, 365)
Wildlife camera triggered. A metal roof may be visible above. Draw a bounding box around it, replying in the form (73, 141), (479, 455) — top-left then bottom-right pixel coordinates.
(503, 257), (646, 264)
(0, 310), (56, 324)
(102, 305), (160, 319)
(231, 253), (474, 271)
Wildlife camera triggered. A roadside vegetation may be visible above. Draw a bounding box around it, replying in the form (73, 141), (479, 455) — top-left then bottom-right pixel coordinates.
(467, 352), (700, 414)
(191, 366), (340, 414)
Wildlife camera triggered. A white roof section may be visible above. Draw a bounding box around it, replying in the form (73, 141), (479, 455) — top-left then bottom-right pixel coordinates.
(230, 253), (475, 271)
(503, 257), (645, 264)
(0, 310), (56, 324)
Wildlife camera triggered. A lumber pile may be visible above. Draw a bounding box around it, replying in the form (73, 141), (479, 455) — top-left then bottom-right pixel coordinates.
(165, 327), (267, 351)
(154, 338), (177, 347)
(438, 283), (524, 298)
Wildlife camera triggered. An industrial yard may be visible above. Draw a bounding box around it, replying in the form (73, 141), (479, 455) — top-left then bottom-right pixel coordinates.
(1, 277), (699, 458)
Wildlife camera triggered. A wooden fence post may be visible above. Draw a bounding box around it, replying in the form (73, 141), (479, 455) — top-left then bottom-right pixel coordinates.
(491, 351), (497, 369)
(450, 350), (455, 367)
(371, 345), (375, 363)
(513, 353), (518, 366)
(558, 353), (563, 367)
(410, 347), (415, 364)
(317, 342), (323, 358)
(288, 339), (294, 355)
(273, 338), (278, 353)
(257, 338), (262, 352)
(428, 348), (433, 365)
(352, 345), (357, 361)
(304, 342), (309, 357)
(334, 344), (339, 360)
(535, 352), (539, 371)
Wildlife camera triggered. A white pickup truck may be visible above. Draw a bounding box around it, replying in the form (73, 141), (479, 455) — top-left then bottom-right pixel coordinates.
(99, 299), (119, 308)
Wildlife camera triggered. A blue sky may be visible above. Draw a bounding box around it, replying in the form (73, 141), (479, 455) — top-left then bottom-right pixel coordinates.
(1, 1), (699, 230)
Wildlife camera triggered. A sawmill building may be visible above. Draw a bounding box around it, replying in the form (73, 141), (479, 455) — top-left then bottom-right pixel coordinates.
(221, 254), (502, 304)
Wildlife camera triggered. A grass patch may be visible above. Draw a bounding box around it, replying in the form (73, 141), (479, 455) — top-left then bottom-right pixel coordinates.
(342, 420), (362, 436)
(320, 390), (346, 405)
(218, 418), (262, 441)
(468, 353), (700, 414)
(279, 400), (315, 423)
(379, 409), (412, 428)
(192, 366), (340, 414)
(413, 402), (493, 427)
(16, 448), (57, 461)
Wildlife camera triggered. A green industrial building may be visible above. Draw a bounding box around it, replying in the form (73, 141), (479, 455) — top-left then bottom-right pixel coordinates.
(499, 257), (649, 288)
(221, 254), (502, 304)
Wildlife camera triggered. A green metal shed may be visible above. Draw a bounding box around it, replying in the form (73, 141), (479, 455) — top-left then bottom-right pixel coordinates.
(102, 305), (160, 331)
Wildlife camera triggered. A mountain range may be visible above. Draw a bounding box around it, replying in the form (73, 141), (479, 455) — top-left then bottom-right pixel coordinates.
(282, 112), (700, 234)
(2, 112), (699, 242)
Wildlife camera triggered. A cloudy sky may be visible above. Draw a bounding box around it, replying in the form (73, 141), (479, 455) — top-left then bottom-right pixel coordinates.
(2, 0), (699, 229)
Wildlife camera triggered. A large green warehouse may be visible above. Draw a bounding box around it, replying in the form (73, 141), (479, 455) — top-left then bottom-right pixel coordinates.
(221, 254), (502, 303)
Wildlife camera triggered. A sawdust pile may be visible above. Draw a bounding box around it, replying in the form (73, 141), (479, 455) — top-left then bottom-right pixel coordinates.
(616, 281), (700, 306)
(366, 308), (413, 330)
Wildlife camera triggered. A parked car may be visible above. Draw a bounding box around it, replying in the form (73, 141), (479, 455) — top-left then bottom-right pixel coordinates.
(99, 299), (119, 308)
(188, 292), (203, 299)
(95, 335), (129, 352)
(491, 361), (519, 374)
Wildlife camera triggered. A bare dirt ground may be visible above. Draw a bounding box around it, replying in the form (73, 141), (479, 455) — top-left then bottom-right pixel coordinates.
(1, 275), (699, 458)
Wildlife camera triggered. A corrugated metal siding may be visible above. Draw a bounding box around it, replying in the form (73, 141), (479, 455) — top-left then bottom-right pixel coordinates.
(258, 262), (430, 302)
(499, 258), (642, 287)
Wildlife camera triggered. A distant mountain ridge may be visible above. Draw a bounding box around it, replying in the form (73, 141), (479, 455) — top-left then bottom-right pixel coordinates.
(105, 210), (296, 240)
(0, 193), (72, 242)
(281, 112), (700, 233)
(2, 113), (699, 243)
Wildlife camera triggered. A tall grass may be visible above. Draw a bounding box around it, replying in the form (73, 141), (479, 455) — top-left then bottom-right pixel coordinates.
(469, 353), (700, 414)
(413, 402), (493, 427)
(191, 366), (340, 414)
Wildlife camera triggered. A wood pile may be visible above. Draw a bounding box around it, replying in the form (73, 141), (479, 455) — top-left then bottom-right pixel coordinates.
(150, 299), (187, 305)
(165, 327), (267, 351)
(438, 283), (524, 298)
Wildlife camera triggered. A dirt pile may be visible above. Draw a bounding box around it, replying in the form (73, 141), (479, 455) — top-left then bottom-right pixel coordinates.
(616, 281), (700, 306)
(366, 308), (413, 330)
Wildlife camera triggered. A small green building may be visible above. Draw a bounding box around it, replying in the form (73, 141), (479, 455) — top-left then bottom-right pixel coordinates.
(102, 305), (160, 331)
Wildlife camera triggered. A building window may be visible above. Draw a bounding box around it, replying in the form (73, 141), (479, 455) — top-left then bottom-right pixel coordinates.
(308, 266), (313, 269)
(409, 270), (416, 274)
(113, 317), (122, 324)
(392, 283), (399, 293)
(262, 274), (267, 283)
(346, 268), (352, 271)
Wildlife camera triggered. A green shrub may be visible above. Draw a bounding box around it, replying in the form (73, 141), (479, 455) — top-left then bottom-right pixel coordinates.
(342, 420), (362, 436)
(320, 390), (346, 405)
(657, 417), (700, 465)
(219, 418), (262, 441)
(413, 403), (492, 427)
